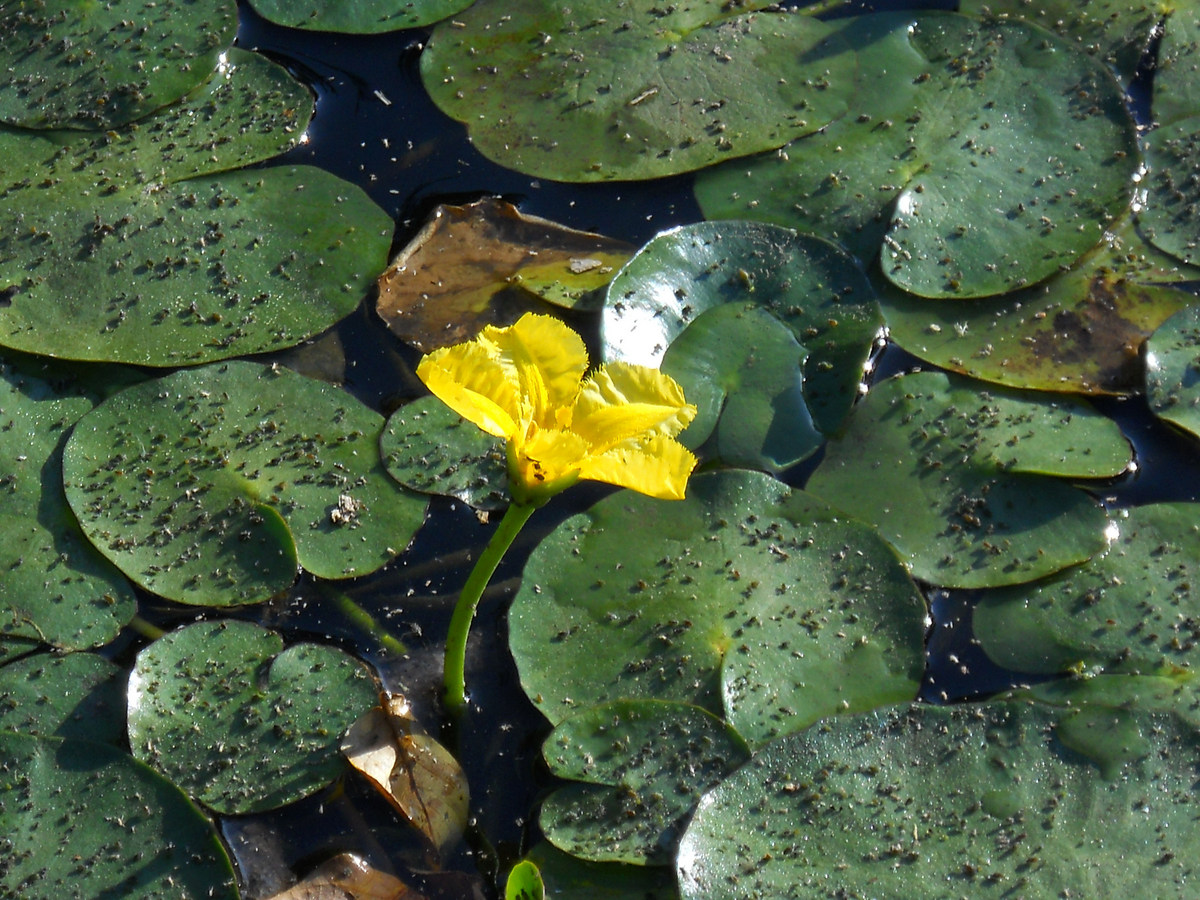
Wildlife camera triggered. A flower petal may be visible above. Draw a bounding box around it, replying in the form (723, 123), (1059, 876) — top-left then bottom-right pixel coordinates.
(576, 434), (697, 500)
(571, 362), (696, 451)
(481, 314), (589, 427)
(417, 341), (522, 439)
(517, 424), (589, 486)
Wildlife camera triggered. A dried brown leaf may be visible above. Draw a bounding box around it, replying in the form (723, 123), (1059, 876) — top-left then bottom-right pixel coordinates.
(376, 197), (632, 350)
(263, 853), (421, 900)
(342, 694), (469, 861)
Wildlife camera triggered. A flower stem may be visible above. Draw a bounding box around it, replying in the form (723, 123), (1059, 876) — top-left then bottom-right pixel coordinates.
(444, 501), (537, 715)
(127, 614), (166, 641)
(326, 588), (408, 656)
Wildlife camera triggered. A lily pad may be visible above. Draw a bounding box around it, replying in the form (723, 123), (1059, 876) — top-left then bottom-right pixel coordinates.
(248, 0), (474, 32)
(1150, 5), (1200, 126)
(63, 360), (428, 606)
(509, 469), (927, 747)
(1016, 670), (1200, 732)
(974, 503), (1200, 675)
(0, 49), (393, 366)
(696, 12), (1139, 298)
(805, 370), (1127, 588)
(540, 699), (749, 865)
(661, 303), (821, 473)
(957, 0), (1159, 77)
(522, 842), (678, 900)
(1145, 303), (1200, 437)
(127, 619), (379, 815)
(880, 217), (1200, 394)
(0, 0), (237, 129)
(0, 364), (137, 650)
(382, 396), (509, 511)
(419, 0), (855, 182)
(0, 731), (238, 899)
(376, 198), (632, 352)
(602, 221), (881, 435)
(0, 652), (124, 743)
(677, 701), (1200, 899)
(1122, 8), (1200, 266)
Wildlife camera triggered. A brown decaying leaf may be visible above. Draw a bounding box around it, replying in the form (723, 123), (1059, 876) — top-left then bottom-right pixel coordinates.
(263, 853), (421, 900)
(376, 197), (633, 351)
(342, 693), (470, 861)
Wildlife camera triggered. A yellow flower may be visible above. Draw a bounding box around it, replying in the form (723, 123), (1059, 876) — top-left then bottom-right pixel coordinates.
(416, 313), (697, 504)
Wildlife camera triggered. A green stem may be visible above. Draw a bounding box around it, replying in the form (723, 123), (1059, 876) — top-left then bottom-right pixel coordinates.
(444, 501), (537, 714)
(326, 589), (408, 656)
(127, 614), (166, 641)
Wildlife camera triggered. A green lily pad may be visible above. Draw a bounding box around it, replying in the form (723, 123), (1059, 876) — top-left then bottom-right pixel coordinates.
(1140, 116), (1200, 267)
(602, 221), (881, 435)
(880, 217), (1200, 394)
(419, 0), (855, 182)
(1016, 670), (1200, 732)
(974, 503), (1200, 675)
(696, 12), (1139, 298)
(1150, 5), (1200, 127)
(662, 303), (821, 473)
(509, 469), (927, 747)
(0, 652), (124, 743)
(1145, 304), (1200, 437)
(0, 731), (238, 899)
(522, 842), (679, 900)
(0, 49), (393, 366)
(506, 860), (545, 900)
(805, 371), (1126, 588)
(63, 360), (428, 606)
(1125, 8), (1200, 266)
(0, 0), (237, 130)
(677, 701), (1200, 899)
(127, 619), (378, 815)
(248, 0), (474, 32)
(957, 0), (1159, 77)
(540, 699), (749, 865)
(382, 396), (509, 511)
(0, 364), (137, 649)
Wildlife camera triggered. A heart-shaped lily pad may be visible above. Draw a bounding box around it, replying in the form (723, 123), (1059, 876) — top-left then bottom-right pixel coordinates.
(662, 303), (821, 473)
(509, 469), (927, 747)
(602, 221), (881, 435)
(63, 360), (428, 606)
(0, 0), (237, 129)
(420, 0), (855, 182)
(0, 730), (238, 899)
(880, 216), (1200, 394)
(1145, 303), (1200, 437)
(677, 701), (1200, 899)
(974, 503), (1200, 675)
(1149, 6), (1200, 128)
(0, 652), (124, 743)
(696, 11), (1139, 297)
(0, 364), (137, 650)
(958, 0), (1159, 77)
(247, 0), (474, 32)
(127, 619), (379, 815)
(382, 396), (509, 510)
(0, 49), (393, 366)
(1015, 670), (1200, 732)
(1137, 10), (1200, 266)
(522, 842), (678, 900)
(805, 370), (1128, 587)
(540, 699), (749, 865)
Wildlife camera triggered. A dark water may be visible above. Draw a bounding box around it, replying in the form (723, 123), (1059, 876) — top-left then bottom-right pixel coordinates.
(220, 1), (1199, 894)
